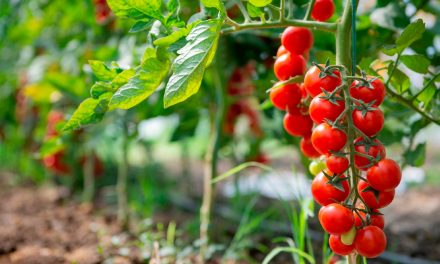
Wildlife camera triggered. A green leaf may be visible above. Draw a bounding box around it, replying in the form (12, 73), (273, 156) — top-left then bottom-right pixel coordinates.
(404, 143), (426, 167)
(106, 0), (146, 18)
(416, 83), (437, 107)
(40, 137), (65, 157)
(247, 2), (263, 18)
(109, 53), (170, 109)
(249, 0), (272, 8)
(389, 67), (410, 94)
(91, 81), (114, 99)
(167, 0), (179, 14)
(127, 0), (162, 19)
(201, 0), (225, 12)
(382, 19), (425, 55)
(164, 19), (221, 108)
(153, 27), (190, 47)
(63, 93), (112, 131)
(89, 60), (119, 81)
(129, 19), (154, 33)
(400, 54), (430, 74)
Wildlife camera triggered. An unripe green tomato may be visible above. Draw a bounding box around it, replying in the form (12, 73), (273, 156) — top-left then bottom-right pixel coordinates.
(309, 160), (326, 176)
(341, 226), (356, 245)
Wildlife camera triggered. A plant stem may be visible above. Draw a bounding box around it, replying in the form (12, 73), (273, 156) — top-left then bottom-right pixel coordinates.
(117, 119), (129, 229)
(221, 19), (336, 34)
(303, 0), (316, 20)
(199, 57), (225, 261)
(82, 150), (95, 203)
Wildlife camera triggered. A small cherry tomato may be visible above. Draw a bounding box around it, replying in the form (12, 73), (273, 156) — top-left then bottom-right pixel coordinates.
(312, 171), (349, 206)
(304, 65), (342, 98)
(326, 155), (349, 174)
(309, 93), (345, 124)
(329, 234), (354, 256)
(311, 123), (347, 155)
(352, 108), (384, 137)
(283, 110), (313, 137)
(367, 159), (401, 191)
(312, 0), (335, 22)
(319, 203), (354, 235)
(281, 27), (314, 55)
(274, 53), (306, 81)
(355, 226), (387, 258)
(358, 180), (395, 209)
(350, 77), (386, 106)
(300, 136), (321, 158)
(354, 137), (386, 170)
(354, 209), (385, 229)
(309, 160), (326, 176)
(270, 82), (302, 111)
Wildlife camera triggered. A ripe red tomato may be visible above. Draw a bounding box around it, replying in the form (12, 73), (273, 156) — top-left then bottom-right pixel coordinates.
(354, 209), (385, 229)
(309, 93), (345, 124)
(283, 110), (313, 137)
(311, 171), (349, 206)
(358, 180), (395, 209)
(281, 27), (314, 55)
(311, 123), (347, 155)
(300, 136), (321, 158)
(43, 151), (71, 175)
(277, 45), (288, 57)
(319, 203), (354, 235)
(350, 77), (386, 106)
(46, 110), (65, 138)
(329, 235), (354, 256)
(299, 83), (307, 98)
(304, 65), (342, 97)
(355, 226), (387, 258)
(354, 137), (386, 170)
(352, 108), (384, 137)
(367, 159), (401, 191)
(312, 0), (335, 22)
(270, 83), (302, 111)
(326, 155), (349, 174)
(274, 53), (306, 81)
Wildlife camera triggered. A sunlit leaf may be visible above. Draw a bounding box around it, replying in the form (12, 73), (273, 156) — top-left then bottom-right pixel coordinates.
(63, 93), (112, 131)
(89, 60), (119, 81)
(247, 2), (263, 18)
(154, 27), (190, 47)
(164, 19), (221, 108)
(382, 19), (425, 55)
(249, 0), (272, 8)
(201, 0), (225, 13)
(400, 54), (430, 74)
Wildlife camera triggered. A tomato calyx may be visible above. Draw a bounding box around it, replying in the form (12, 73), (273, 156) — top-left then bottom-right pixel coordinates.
(360, 185), (382, 203)
(322, 170), (349, 192)
(318, 89), (344, 105)
(314, 61), (340, 79)
(351, 72), (379, 90)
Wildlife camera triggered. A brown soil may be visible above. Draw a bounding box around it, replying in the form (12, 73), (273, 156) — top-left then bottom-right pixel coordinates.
(0, 184), (141, 264)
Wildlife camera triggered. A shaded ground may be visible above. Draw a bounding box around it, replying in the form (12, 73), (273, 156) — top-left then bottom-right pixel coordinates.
(0, 183), (142, 264)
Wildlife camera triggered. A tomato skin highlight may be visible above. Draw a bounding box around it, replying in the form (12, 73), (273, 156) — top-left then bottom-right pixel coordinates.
(367, 159), (401, 191)
(354, 209), (385, 229)
(304, 65), (342, 98)
(309, 93), (345, 124)
(311, 0), (335, 22)
(311, 123), (347, 155)
(311, 171), (350, 206)
(326, 155), (349, 174)
(300, 136), (321, 158)
(358, 180), (395, 209)
(329, 235), (354, 256)
(355, 226), (387, 258)
(283, 111), (313, 137)
(354, 137), (386, 170)
(270, 83), (302, 111)
(274, 53), (306, 81)
(319, 203), (354, 235)
(350, 78), (386, 106)
(281, 27), (314, 55)
(352, 108), (384, 137)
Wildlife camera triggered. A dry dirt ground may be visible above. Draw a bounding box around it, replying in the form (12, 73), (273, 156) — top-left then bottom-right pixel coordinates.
(0, 184), (143, 264)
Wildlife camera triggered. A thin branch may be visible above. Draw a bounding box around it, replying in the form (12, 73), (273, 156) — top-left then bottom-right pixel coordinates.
(233, 0), (252, 22)
(411, 71), (440, 101)
(303, 0), (316, 20)
(221, 19), (337, 34)
(279, 0), (286, 21)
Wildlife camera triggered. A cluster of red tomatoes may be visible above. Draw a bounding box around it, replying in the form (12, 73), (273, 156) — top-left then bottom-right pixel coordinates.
(224, 64), (269, 164)
(270, 25), (402, 258)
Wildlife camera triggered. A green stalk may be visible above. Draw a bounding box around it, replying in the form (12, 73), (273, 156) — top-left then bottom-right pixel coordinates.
(221, 19), (336, 34)
(117, 119), (129, 229)
(199, 57), (225, 261)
